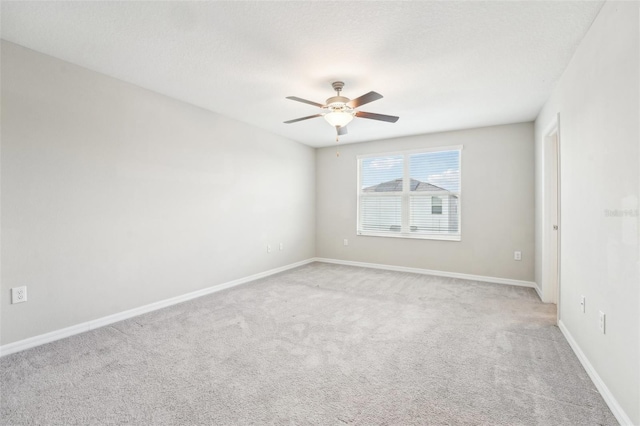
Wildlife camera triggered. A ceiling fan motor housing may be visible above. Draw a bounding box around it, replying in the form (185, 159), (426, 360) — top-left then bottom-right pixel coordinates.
(326, 96), (350, 108)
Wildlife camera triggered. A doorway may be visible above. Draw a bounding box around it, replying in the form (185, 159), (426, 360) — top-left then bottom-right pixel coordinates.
(543, 116), (561, 321)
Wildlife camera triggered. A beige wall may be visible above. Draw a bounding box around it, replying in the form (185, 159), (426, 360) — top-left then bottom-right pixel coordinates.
(316, 122), (535, 282)
(1, 41), (316, 345)
(534, 1), (639, 423)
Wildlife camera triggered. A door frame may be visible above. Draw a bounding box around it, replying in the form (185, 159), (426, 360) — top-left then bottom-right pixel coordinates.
(542, 113), (561, 321)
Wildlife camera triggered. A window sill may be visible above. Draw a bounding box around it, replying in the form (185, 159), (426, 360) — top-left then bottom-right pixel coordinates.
(357, 231), (461, 241)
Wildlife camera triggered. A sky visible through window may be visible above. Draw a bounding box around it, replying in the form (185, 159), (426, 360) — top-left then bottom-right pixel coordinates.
(361, 150), (460, 192)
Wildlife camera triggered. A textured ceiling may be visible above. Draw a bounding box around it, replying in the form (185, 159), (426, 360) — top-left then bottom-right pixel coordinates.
(1, 1), (603, 148)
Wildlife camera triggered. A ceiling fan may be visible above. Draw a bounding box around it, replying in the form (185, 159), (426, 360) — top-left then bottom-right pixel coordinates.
(284, 81), (399, 139)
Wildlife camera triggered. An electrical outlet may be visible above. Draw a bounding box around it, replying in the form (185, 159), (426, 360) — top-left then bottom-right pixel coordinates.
(514, 251), (522, 261)
(279, 243), (283, 251)
(11, 286), (27, 304)
(580, 296), (585, 313)
(267, 244), (271, 253)
(599, 311), (606, 334)
(343, 239), (349, 246)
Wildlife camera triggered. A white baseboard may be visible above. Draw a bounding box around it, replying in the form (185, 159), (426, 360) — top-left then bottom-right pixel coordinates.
(313, 257), (536, 288)
(0, 258), (315, 357)
(558, 320), (633, 426)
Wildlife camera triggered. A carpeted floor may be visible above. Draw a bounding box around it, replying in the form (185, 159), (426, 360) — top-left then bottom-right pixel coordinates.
(1, 262), (616, 425)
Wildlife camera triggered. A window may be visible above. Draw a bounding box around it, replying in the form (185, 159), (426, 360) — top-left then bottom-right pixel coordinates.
(431, 197), (443, 215)
(357, 146), (461, 241)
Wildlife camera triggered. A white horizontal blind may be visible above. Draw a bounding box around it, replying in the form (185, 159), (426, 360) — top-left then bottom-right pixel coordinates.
(361, 196), (402, 232)
(409, 150), (461, 237)
(358, 148), (461, 240)
(358, 155), (404, 233)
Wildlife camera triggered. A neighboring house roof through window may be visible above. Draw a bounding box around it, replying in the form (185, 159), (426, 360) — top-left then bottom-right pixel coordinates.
(363, 178), (450, 193)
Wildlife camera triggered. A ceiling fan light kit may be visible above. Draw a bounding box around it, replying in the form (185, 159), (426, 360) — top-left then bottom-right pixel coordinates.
(284, 81), (399, 143)
(323, 110), (354, 127)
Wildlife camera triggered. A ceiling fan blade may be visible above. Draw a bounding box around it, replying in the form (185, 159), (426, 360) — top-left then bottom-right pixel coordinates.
(286, 96), (325, 108)
(337, 126), (348, 136)
(283, 114), (322, 124)
(355, 111), (399, 123)
(347, 91), (383, 108)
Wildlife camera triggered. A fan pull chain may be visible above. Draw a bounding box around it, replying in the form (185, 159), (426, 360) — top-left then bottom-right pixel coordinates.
(336, 135), (340, 157)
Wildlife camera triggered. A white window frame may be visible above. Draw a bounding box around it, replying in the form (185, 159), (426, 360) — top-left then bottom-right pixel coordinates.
(357, 145), (462, 241)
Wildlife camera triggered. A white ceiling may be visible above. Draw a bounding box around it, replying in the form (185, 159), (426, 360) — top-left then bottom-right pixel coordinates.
(1, 1), (603, 148)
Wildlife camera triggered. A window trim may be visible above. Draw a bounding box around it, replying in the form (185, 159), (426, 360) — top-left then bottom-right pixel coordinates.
(356, 145), (462, 241)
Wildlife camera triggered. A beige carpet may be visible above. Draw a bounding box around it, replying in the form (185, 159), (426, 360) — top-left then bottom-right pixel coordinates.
(1, 262), (616, 425)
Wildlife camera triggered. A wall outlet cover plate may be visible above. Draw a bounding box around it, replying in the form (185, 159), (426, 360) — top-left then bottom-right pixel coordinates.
(11, 286), (27, 304)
